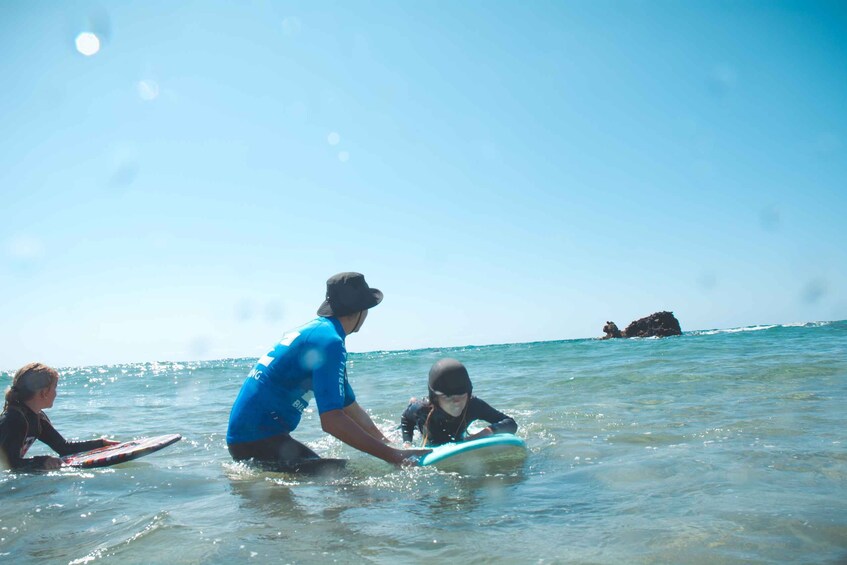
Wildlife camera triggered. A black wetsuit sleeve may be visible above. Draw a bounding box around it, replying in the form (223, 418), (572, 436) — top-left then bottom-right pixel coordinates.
(469, 397), (518, 435)
(1, 409), (27, 470)
(400, 402), (421, 443)
(38, 417), (107, 456)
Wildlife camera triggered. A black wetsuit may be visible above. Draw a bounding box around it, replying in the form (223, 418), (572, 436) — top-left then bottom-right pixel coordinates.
(400, 396), (517, 446)
(0, 403), (107, 471)
(227, 433), (346, 474)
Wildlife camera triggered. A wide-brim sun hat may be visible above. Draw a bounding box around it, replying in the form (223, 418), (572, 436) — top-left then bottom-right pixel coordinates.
(317, 272), (383, 317)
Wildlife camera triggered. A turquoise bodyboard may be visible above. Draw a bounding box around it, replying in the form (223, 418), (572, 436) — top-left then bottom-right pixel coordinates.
(418, 433), (527, 469)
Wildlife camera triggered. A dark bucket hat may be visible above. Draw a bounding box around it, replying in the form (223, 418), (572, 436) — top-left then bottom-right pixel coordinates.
(317, 272), (383, 317)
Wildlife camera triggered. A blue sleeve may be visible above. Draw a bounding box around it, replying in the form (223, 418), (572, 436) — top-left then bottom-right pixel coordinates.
(343, 378), (356, 408)
(311, 337), (350, 414)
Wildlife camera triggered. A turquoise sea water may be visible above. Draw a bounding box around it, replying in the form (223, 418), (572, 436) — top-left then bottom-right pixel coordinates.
(2, 321), (846, 564)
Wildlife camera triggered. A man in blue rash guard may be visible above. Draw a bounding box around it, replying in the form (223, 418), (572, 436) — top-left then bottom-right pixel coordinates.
(227, 272), (429, 472)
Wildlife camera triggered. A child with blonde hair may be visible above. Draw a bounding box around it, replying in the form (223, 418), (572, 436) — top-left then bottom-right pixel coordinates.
(0, 362), (118, 471)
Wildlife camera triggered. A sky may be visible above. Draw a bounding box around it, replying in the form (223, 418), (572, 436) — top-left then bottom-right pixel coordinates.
(1, 1), (845, 369)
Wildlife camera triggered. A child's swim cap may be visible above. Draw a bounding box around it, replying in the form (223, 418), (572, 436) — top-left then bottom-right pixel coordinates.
(428, 358), (473, 396)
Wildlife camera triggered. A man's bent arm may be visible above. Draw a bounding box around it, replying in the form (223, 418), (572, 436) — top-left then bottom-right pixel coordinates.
(320, 409), (426, 465)
(342, 402), (390, 443)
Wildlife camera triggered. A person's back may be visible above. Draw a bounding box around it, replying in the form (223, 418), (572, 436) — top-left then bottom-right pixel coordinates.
(227, 316), (349, 445)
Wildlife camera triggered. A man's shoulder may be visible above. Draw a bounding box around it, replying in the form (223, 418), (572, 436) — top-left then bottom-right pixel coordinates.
(300, 317), (344, 345)
(269, 318), (342, 356)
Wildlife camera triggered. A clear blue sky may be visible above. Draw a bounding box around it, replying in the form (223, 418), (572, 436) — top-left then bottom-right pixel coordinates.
(2, 1), (845, 369)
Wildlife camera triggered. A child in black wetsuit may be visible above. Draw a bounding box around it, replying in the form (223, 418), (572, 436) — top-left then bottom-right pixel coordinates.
(0, 362), (118, 471)
(400, 358), (517, 447)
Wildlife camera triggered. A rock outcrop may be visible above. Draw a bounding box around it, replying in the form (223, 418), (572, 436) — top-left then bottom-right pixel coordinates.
(602, 321), (624, 339)
(602, 311), (682, 339)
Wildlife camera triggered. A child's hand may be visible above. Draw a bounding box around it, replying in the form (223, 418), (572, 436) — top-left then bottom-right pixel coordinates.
(43, 456), (63, 470)
(396, 448), (431, 468)
(464, 427), (494, 442)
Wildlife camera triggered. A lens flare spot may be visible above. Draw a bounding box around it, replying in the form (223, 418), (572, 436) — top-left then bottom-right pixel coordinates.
(75, 32), (101, 56)
(301, 348), (325, 370)
(758, 206), (780, 232)
(282, 17), (302, 36)
(338, 151), (350, 163)
(137, 80), (160, 101)
(264, 301), (284, 323)
(801, 279), (827, 304)
(327, 132), (341, 146)
(6, 235), (45, 261)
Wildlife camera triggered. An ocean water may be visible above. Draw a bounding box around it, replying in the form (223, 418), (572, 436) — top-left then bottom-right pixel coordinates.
(1, 321), (846, 564)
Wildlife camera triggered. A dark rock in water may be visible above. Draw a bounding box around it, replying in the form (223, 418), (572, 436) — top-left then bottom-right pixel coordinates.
(602, 321), (623, 339)
(602, 311), (682, 339)
(624, 311), (682, 337)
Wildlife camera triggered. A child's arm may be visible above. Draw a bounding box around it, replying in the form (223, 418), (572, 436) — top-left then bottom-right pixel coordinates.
(465, 398), (518, 440)
(399, 400), (419, 445)
(37, 416), (112, 457)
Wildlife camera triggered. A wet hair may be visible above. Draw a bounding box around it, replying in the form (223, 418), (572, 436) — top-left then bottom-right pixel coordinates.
(4, 362), (59, 412)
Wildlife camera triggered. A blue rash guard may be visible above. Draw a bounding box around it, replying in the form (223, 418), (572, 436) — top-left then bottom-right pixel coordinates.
(226, 317), (356, 445)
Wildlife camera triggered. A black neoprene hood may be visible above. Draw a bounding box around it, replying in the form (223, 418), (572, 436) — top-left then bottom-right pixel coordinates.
(428, 358), (473, 396)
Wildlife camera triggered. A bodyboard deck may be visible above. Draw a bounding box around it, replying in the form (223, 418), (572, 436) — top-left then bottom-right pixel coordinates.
(418, 433), (527, 471)
(62, 434), (182, 468)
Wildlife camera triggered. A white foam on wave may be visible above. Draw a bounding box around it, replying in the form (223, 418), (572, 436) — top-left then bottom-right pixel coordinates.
(691, 325), (777, 336)
(690, 320), (834, 336)
(781, 321), (833, 328)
